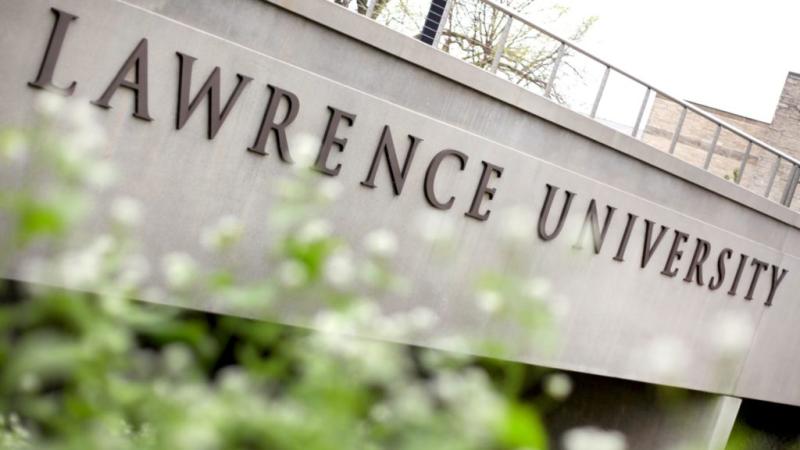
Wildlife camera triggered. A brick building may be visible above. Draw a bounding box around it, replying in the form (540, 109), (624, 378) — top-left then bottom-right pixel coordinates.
(643, 72), (800, 207)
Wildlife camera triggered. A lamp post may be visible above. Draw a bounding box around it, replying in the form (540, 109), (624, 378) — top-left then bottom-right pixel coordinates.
(419, 0), (450, 46)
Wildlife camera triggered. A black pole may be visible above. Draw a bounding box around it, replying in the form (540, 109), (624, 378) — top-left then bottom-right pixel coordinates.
(419, 0), (448, 45)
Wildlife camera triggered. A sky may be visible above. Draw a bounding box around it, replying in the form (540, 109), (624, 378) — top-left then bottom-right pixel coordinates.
(535, 0), (800, 122)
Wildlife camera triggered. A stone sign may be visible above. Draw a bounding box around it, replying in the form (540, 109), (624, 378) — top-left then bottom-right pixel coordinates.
(2, 0), (800, 406)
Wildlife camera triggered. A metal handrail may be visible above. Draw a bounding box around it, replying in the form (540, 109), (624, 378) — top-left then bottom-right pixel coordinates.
(479, 0), (800, 168)
(342, 0), (800, 208)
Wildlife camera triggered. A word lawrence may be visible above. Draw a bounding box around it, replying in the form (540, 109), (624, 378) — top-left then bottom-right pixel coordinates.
(28, 8), (788, 306)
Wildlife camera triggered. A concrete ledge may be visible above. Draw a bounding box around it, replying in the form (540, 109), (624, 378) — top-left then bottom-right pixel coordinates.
(266, 0), (800, 230)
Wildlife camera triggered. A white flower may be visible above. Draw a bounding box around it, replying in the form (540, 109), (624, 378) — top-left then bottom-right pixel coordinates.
(407, 307), (439, 331)
(59, 235), (114, 288)
(118, 254), (151, 287)
(709, 310), (754, 356)
(430, 334), (472, 354)
(276, 178), (303, 201)
(552, 298), (571, 322)
(642, 336), (690, 379)
(1, 131), (28, 163)
(85, 160), (117, 189)
(60, 251), (101, 288)
(88, 234), (116, 255)
(292, 134), (319, 169)
(374, 315), (409, 339)
(277, 260), (307, 288)
(324, 251), (355, 288)
(432, 368), (503, 436)
(317, 178), (343, 202)
(67, 102), (96, 130)
(351, 341), (409, 384)
(4, 412), (31, 441)
(476, 289), (503, 314)
(35, 92), (64, 116)
(563, 426), (627, 450)
(161, 252), (197, 289)
(62, 101), (106, 153)
(217, 366), (250, 393)
(350, 301), (382, 328)
(18, 373), (40, 393)
(369, 404), (392, 423)
(295, 218), (332, 244)
(312, 309), (352, 334)
(141, 286), (166, 303)
(363, 228), (398, 259)
(414, 211), (454, 244)
(391, 384), (436, 422)
(524, 278), (552, 299)
(65, 121), (106, 153)
(499, 206), (536, 244)
(200, 215), (244, 251)
(163, 343), (193, 375)
(544, 372), (573, 400)
(174, 422), (219, 450)
(110, 196), (143, 227)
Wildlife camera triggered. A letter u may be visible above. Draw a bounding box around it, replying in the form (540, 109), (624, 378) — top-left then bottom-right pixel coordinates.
(538, 184), (576, 241)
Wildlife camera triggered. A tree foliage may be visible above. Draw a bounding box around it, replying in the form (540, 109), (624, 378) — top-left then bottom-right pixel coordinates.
(333, 0), (597, 104)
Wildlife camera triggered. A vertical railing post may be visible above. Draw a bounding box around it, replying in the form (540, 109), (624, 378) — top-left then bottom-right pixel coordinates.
(590, 66), (610, 118)
(781, 164), (800, 207)
(632, 87), (652, 138)
(365, 0), (377, 18)
(736, 141), (753, 184)
(669, 106), (687, 154)
(703, 124), (722, 170)
(544, 42), (565, 99)
(490, 16), (512, 74)
(765, 156), (781, 198)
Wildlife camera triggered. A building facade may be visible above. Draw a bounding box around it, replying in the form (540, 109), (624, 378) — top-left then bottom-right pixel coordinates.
(644, 73), (800, 207)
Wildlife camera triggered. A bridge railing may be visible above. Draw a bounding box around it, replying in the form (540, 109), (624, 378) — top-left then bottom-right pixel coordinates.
(330, 0), (800, 211)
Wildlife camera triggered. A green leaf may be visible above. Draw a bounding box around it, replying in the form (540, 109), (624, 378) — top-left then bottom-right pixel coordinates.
(498, 402), (549, 450)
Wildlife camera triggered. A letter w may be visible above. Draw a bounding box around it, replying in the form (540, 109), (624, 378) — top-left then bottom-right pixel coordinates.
(176, 52), (252, 139)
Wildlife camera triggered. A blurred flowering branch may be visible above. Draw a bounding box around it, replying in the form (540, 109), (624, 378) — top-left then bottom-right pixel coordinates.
(0, 93), (588, 450)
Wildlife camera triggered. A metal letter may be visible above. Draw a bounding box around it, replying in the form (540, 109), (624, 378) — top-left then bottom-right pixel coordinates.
(683, 238), (711, 285)
(573, 199), (616, 254)
(641, 219), (669, 269)
(28, 8), (78, 96)
(660, 230), (689, 278)
(708, 248), (732, 291)
(176, 52), (252, 140)
(92, 39), (152, 121)
(361, 125), (422, 195)
(538, 184), (575, 241)
(612, 213), (638, 262)
(424, 149), (468, 210)
(248, 85), (300, 161)
(727, 254), (749, 297)
(314, 106), (357, 176)
(744, 258), (769, 301)
(465, 161), (503, 221)
(765, 266), (788, 306)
